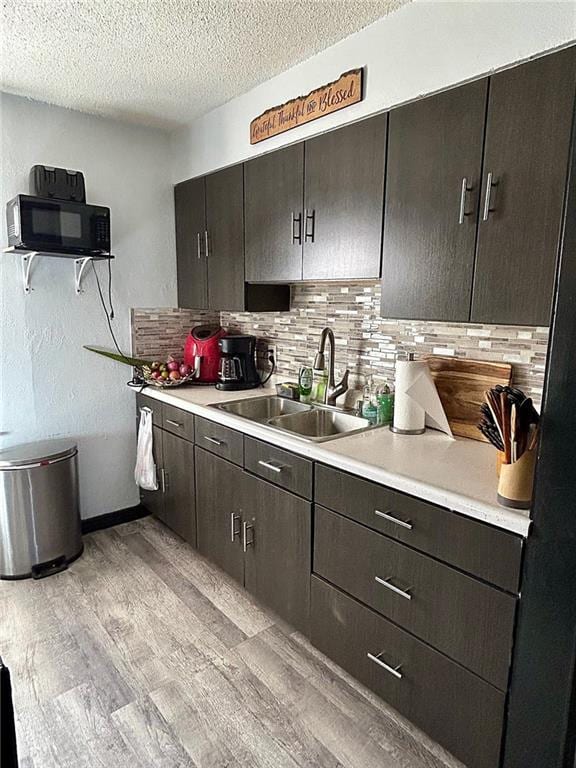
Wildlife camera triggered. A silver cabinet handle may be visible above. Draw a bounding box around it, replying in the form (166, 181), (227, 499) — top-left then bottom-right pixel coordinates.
(258, 460), (284, 474)
(375, 575), (412, 601)
(139, 406), (153, 415)
(458, 177), (469, 224)
(243, 521), (254, 552)
(159, 468), (167, 493)
(204, 435), (223, 446)
(367, 652), (403, 680)
(165, 419), (183, 429)
(196, 232), (202, 260)
(304, 208), (315, 242)
(482, 171), (497, 221)
(291, 211), (302, 245)
(230, 513), (241, 543)
(204, 230), (209, 260)
(374, 509), (413, 530)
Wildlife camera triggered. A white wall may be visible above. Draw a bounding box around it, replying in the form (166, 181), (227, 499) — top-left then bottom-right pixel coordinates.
(171, 0), (576, 181)
(0, 93), (176, 518)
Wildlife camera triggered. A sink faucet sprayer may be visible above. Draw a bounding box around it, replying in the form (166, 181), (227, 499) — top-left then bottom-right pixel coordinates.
(313, 327), (350, 406)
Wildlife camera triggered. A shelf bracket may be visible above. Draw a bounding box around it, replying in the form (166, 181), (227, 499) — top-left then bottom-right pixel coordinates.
(74, 257), (93, 294)
(21, 252), (39, 294)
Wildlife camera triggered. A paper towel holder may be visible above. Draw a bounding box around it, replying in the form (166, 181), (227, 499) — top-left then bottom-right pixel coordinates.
(390, 425), (426, 435)
(390, 351), (427, 435)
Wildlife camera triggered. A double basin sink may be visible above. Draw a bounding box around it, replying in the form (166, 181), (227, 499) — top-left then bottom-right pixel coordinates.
(211, 395), (379, 443)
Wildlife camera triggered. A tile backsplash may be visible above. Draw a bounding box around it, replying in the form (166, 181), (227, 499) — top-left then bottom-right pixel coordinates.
(132, 281), (549, 405)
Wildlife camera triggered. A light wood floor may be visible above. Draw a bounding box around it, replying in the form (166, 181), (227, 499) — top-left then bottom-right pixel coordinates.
(1, 517), (463, 768)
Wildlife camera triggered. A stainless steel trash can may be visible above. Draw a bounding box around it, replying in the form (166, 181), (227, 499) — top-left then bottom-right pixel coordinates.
(0, 439), (83, 579)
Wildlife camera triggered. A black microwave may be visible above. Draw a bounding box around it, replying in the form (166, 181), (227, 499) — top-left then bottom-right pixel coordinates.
(6, 195), (110, 256)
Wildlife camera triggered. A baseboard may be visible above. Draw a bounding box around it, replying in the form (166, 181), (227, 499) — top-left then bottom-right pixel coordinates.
(81, 504), (150, 535)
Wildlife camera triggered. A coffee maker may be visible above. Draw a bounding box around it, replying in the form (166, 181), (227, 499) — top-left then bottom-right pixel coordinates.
(216, 335), (261, 391)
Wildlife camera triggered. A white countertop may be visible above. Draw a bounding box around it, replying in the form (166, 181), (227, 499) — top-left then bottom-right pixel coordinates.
(136, 383), (531, 537)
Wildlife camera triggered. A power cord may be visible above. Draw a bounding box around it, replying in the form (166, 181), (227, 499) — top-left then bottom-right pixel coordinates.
(91, 259), (123, 357)
(259, 352), (276, 386)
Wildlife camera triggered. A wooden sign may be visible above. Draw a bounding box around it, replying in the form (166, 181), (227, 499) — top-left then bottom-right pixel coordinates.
(250, 68), (364, 144)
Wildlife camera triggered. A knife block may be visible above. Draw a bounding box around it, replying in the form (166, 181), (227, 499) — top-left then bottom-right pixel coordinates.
(497, 449), (536, 509)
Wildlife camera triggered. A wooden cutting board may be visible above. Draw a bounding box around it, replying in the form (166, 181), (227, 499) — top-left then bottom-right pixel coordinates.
(424, 356), (512, 442)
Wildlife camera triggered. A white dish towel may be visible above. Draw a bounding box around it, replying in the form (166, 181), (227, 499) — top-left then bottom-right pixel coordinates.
(134, 408), (158, 491)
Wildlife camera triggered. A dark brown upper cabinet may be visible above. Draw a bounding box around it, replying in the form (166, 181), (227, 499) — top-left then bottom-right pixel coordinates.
(471, 47), (576, 326)
(175, 168), (289, 311)
(245, 143), (305, 282)
(246, 115), (386, 283)
(205, 164), (245, 310)
(381, 47), (575, 326)
(175, 176), (208, 309)
(381, 80), (488, 321)
(303, 115), (387, 280)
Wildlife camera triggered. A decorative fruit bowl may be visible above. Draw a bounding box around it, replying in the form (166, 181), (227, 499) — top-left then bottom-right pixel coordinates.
(141, 356), (196, 387)
(84, 346), (197, 387)
(141, 366), (196, 388)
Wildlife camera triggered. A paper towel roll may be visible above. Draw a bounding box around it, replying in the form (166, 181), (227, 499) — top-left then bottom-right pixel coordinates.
(392, 359), (427, 434)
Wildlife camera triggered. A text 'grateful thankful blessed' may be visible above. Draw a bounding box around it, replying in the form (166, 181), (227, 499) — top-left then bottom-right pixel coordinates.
(250, 69), (364, 144)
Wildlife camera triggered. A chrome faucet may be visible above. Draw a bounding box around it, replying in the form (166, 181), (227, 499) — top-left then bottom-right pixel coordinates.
(313, 327), (350, 406)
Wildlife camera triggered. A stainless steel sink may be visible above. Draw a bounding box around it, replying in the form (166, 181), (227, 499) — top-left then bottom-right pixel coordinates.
(212, 395), (377, 442)
(268, 408), (371, 441)
(216, 395), (311, 421)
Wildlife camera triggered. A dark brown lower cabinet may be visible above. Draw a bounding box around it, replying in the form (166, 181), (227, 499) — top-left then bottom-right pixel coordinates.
(139, 424), (165, 523)
(137, 421), (196, 547)
(195, 446), (311, 633)
(244, 473), (311, 635)
(161, 430), (196, 546)
(314, 505), (516, 690)
(195, 447), (245, 583)
(311, 576), (506, 768)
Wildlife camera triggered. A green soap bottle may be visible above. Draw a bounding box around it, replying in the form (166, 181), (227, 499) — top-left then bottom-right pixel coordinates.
(312, 367), (328, 404)
(299, 366), (313, 403)
(377, 383), (395, 425)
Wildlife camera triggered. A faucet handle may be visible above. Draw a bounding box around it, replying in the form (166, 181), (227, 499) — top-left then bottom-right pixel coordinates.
(338, 369), (350, 388)
(329, 369), (350, 406)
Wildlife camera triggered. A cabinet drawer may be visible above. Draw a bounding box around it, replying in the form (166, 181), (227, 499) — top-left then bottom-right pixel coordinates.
(136, 393), (163, 427)
(314, 505), (516, 690)
(162, 403), (195, 442)
(244, 437), (313, 499)
(315, 464), (522, 593)
(311, 576), (505, 768)
(195, 416), (243, 465)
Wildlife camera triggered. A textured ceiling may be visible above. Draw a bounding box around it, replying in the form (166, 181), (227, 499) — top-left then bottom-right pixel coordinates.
(1, 0), (407, 130)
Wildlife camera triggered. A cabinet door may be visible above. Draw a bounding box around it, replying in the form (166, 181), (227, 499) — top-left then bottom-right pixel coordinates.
(245, 144), (304, 282)
(381, 80), (487, 321)
(139, 425), (165, 522)
(205, 165), (245, 310)
(471, 48), (576, 325)
(195, 447), (244, 583)
(162, 430), (196, 546)
(243, 474), (311, 635)
(175, 177), (208, 309)
(303, 115), (387, 280)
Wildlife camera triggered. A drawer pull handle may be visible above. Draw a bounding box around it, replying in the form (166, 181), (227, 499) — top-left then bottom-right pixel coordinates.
(243, 521), (254, 552)
(140, 406), (153, 414)
(204, 436), (224, 446)
(374, 509), (413, 530)
(367, 652), (403, 680)
(375, 575), (412, 601)
(230, 513), (241, 543)
(165, 419), (183, 428)
(258, 460), (284, 474)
